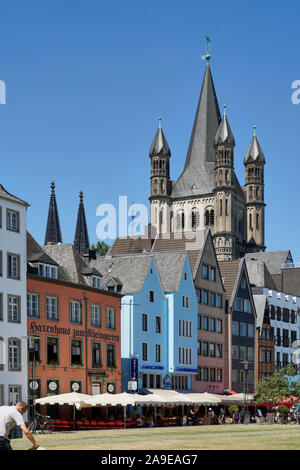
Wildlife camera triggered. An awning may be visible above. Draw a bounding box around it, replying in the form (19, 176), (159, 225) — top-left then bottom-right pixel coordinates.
(34, 392), (91, 407)
(80, 392), (137, 408)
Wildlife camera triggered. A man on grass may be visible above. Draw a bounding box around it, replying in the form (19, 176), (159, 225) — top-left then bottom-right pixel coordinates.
(0, 401), (40, 451)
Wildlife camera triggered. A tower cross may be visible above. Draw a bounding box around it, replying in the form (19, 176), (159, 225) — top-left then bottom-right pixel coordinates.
(201, 35), (211, 62)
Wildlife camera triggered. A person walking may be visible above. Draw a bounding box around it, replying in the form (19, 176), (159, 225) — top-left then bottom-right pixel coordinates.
(233, 409), (240, 424)
(219, 408), (226, 425)
(0, 401), (40, 451)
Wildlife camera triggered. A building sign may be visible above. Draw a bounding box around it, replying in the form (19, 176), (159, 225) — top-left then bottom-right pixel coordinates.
(48, 381), (57, 391)
(130, 355), (138, 380)
(29, 322), (119, 342)
(128, 380), (137, 391)
(162, 374), (172, 390)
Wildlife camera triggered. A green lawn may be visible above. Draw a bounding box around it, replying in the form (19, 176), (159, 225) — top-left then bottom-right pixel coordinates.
(11, 424), (300, 450)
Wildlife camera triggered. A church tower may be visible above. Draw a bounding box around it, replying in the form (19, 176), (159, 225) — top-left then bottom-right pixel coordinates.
(44, 181), (63, 245)
(149, 118), (172, 235)
(74, 191), (90, 256)
(213, 107), (237, 260)
(244, 128), (266, 252)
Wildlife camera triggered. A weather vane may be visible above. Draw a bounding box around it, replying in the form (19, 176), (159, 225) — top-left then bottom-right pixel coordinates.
(201, 35), (211, 62)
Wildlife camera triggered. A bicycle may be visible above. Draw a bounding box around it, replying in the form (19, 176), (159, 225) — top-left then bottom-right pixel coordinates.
(28, 412), (55, 434)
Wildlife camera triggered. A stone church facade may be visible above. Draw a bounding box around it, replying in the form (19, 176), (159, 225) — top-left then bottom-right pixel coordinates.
(149, 62), (266, 261)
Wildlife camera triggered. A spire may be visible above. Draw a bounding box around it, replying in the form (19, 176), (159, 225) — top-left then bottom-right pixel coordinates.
(243, 129), (266, 165)
(184, 62), (221, 168)
(214, 106), (235, 146)
(149, 118), (171, 157)
(44, 181), (63, 245)
(74, 191), (90, 256)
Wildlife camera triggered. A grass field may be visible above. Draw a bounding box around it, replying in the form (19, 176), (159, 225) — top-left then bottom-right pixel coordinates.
(10, 424), (300, 450)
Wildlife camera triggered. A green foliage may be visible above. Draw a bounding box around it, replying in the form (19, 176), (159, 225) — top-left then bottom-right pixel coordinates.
(90, 240), (110, 256)
(277, 405), (289, 416)
(228, 406), (238, 416)
(254, 365), (297, 404)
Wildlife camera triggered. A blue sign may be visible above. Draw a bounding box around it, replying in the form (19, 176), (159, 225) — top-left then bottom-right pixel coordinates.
(131, 355), (138, 380)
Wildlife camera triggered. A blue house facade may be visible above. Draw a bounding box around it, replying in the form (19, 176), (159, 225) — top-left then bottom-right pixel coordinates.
(91, 251), (198, 392)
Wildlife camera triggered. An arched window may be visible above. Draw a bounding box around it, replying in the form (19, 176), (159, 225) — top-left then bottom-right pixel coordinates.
(249, 213), (252, 230)
(219, 199), (222, 216)
(160, 180), (164, 192)
(205, 208), (214, 226)
(176, 211), (185, 230)
(256, 213), (259, 229)
(191, 209), (200, 229)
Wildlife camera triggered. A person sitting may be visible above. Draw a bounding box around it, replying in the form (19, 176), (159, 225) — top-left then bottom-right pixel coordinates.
(136, 415), (144, 428)
(148, 416), (154, 428)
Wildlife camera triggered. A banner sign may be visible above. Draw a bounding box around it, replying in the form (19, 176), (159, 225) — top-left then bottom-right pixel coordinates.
(131, 355), (138, 380)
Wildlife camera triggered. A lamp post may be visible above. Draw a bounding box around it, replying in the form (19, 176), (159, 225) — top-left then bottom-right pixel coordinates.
(241, 360), (249, 424)
(21, 335), (40, 421)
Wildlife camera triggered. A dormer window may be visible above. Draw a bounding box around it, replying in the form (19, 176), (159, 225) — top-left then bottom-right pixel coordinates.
(38, 263), (58, 279)
(92, 276), (102, 289)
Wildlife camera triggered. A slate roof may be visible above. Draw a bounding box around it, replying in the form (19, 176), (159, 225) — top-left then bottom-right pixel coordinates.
(244, 251), (293, 275)
(42, 243), (100, 285)
(252, 294), (267, 330)
(27, 232), (58, 266)
(152, 230), (207, 274)
(171, 63), (221, 199)
(109, 236), (152, 256)
(149, 122), (171, 157)
(0, 183), (29, 207)
(245, 259), (277, 290)
(219, 259), (242, 304)
(90, 251), (188, 294)
(244, 135), (266, 165)
(214, 113), (235, 146)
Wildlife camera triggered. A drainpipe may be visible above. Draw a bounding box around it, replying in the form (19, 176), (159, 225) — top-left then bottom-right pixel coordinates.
(83, 293), (89, 395)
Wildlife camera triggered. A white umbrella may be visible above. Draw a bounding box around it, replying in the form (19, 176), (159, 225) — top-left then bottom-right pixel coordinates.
(81, 392), (136, 407)
(34, 392), (91, 406)
(181, 392), (223, 405)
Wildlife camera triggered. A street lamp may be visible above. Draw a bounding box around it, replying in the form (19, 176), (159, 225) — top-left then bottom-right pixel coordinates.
(241, 360), (249, 424)
(21, 335), (40, 421)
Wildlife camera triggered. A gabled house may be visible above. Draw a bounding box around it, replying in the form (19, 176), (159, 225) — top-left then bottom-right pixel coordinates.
(90, 251), (198, 392)
(219, 259), (257, 393)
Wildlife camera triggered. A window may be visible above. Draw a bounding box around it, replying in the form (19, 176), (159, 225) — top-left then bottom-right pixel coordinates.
(142, 343), (148, 361)
(197, 341), (201, 356)
(276, 307), (281, 321)
(240, 323), (247, 337)
(241, 279), (247, 289)
(155, 344), (161, 362)
(248, 347), (254, 362)
(240, 370), (245, 384)
(240, 346), (247, 360)
(27, 293), (39, 318)
(232, 369), (238, 384)
(196, 289), (201, 303)
(210, 268), (216, 282)
(210, 368), (216, 382)
(0, 295), (2, 321)
(142, 314), (148, 332)
(191, 210), (199, 229)
(205, 209), (214, 226)
(209, 343), (216, 357)
(0, 385), (4, 406)
(202, 265), (209, 279)
(107, 344), (116, 368)
(210, 292), (216, 307)
(235, 298), (242, 311)
(216, 319), (222, 333)
(202, 290), (208, 305)
(149, 291), (155, 303)
(8, 386), (21, 405)
(7, 209), (19, 232)
(106, 307), (116, 329)
(47, 337), (59, 365)
(8, 296), (20, 323)
(232, 321), (239, 336)
(202, 342), (208, 357)
(46, 296), (59, 321)
(217, 369), (223, 383)
(217, 294), (222, 308)
(248, 324), (254, 338)
(217, 344), (223, 358)
(7, 254), (20, 279)
(38, 264), (58, 279)
(203, 368), (209, 382)
(196, 367), (202, 381)
(70, 300), (81, 324)
(156, 316), (161, 333)
(209, 318), (215, 332)
(91, 304), (101, 327)
(182, 296), (189, 308)
(232, 345), (239, 359)
(0, 251), (2, 276)
(197, 314), (201, 330)
(92, 276), (102, 289)
(28, 336), (41, 363)
(92, 342), (102, 368)
(70, 381), (82, 393)
(8, 339), (21, 371)
(202, 316), (208, 330)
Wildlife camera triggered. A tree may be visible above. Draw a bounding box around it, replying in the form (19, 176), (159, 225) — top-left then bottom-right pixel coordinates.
(254, 365), (297, 404)
(90, 241), (110, 256)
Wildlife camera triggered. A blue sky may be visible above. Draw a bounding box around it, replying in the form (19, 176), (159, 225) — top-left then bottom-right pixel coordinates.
(1, 0), (300, 261)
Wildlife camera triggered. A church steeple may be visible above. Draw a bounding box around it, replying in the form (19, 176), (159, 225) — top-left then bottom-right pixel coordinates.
(74, 191), (90, 256)
(44, 181), (63, 245)
(184, 62), (221, 169)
